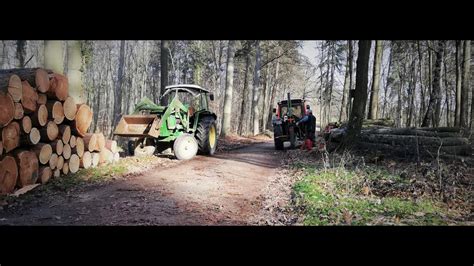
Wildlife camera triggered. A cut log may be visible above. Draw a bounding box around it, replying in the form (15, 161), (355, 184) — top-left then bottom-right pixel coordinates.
(58, 125), (71, 143)
(20, 116), (32, 133)
(0, 156), (18, 194)
(14, 103), (24, 120)
(70, 104), (92, 137)
(99, 148), (114, 164)
(69, 135), (76, 148)
(80, 151), (92, 169)
(0, 68), (50, 93)
(20, 80), (38, 113)
(62, 161), (69, 175)
(40, 121), (59, 142)
(51, 139), (64, 155)
(113, 152), (120, 163)
(47, 73), (68, 101)
(0, 74), (22, 102)
(53, 168), (61, 178)
(63, 143), (71, 160)
(91, 152), (100, 167)
(1, 121), (20, 152)
(362, 119), (395, 127)
(63, 97), (77, 121)
(49, 153), (58, 170)
(74, 137), (84, 158)
(96, 133), (106, 151)
(69, 154), (80, 174)
(38, 166), (52, 184)
(105, 140), (118, 153)
(0, 93), (15, 127)
(32, 143), (53, 165)
(56, 156), (64, 170)
(361, 127), (462, 138)
(13, 150), (39, 187)
(46, 100), (64, 124)
(359, 134), (469, 147)
(37, 93), (47, 105)
(31, 104), (48, 127)
(20, 127), (40, 146)
(415, 127), (461, 133)
(83, 133), (98, 152)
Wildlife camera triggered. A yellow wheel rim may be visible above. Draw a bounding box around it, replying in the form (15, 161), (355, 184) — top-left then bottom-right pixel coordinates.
(209, 124), (216, 148)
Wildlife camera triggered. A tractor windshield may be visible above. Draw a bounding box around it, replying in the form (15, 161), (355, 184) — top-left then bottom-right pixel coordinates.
(175, 90), (201, 111)
(280, 105), (303, 119)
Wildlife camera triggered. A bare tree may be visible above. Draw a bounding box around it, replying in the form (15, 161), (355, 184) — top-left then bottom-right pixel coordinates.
(454, 41), (462, 127)
(252, 41), (261, 136)
(160, 40), (170, 104)
(368, 40), (383, 120)
(422, 40), (445, 127)
(460, 40), (470, 129)
(67, 41), (85, 104)
(113, 40), (126, 128)
(16, 40), (26, 67)
(221, 40), (235, 137)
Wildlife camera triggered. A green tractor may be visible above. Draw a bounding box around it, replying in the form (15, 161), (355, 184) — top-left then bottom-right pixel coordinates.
(113, 84), (217, 160)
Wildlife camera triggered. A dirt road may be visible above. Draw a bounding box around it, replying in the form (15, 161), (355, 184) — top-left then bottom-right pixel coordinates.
(0, 141), (282, 225)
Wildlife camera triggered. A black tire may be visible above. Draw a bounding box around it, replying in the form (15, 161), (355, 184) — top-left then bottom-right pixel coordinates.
(289, 126), (296, 149)
(274, 125), (284, 150)
(195, 116), (217, 155)
(128, 140), (135, 156)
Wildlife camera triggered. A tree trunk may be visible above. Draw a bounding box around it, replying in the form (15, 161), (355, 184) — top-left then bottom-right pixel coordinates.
(63, 96), (77, 121)
(68, 154), (80, 174)
(13, 150), (39, 187)
(443, 51), (450, 127)
(0, 68), (50, 93)
(368, 40), (383, 120)
(160, 40), (169, 105)
(0, 74), (22, 102)
(16, 40), (26, 67)
(70, 104), (92, 137)
(347, 40), (354, 119)
(417, 41), (426, 125)
(340, 41), (351, 122)
(252, 41), (261, 136)
(80, 151), (92, 169)
(221, 40), (235, 137)
(267, 51), (280, 129)
(21, 80), (38, 114)
(47, 73), (69, 101)
(32, 143), (52, 165)
(58, 125), (71, 144)
(67, 41), (85, 104)
(46, 100), (64, 124)
(51, 139), (64, 156)
(407, 52), (417, 127)
(0, 93), (14, 127)
(14, 103), (24, 120)
(455, 41), (462, 127)
(238, 52), (251, 135)
(40, 121), (59, 142)
(460, 40), (470, 129)
(342, 40), (372, 147)
(422, 41), (445, 127)
(0, 156), (18, 194)
(20, 127), (40, 146)
(113, 40), (126, 129)
(1, 121), (20, 152)
(44, 41), (64, 74)
(38, 166), (52, 184)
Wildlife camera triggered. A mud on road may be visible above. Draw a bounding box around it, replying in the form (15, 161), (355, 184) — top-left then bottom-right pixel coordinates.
(0, 141), (290, 225)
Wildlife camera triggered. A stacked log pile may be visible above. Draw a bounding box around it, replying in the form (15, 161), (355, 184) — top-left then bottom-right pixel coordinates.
(0, 68), (120, 195)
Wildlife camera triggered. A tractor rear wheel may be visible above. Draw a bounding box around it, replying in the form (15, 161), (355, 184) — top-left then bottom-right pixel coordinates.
(273, 125), (284, 150)
(195, 116), (217, 155)
(173, 134), (198, 160)
(289, 126), (296, 149)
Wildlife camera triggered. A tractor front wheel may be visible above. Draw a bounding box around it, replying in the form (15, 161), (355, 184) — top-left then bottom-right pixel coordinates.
(174, 134), (198, 160)
(195, 116), (217, 155)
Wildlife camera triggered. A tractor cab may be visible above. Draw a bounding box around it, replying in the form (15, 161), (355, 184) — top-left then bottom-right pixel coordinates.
(272, 93), (307, 150)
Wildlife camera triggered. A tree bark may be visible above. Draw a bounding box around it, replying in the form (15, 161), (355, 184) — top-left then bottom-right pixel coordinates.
(252, 41), (261, 136)
(340, 41), (351, 122)
(38, 166), (52, 184)
(238, 51), (251, 135)
(221, 40), (235, 137)
(46, 100), (64, 124)
(21, 80), (38, 114)
(368, 40), (383, 120)
(343, 40), (372, 147)
(160, 40), (169, 105)
(113, 40), (126, 129)
(460, 40), (470, 129)
(16, 40), (27, 67)
(47, 73), (69, 101)
(422, 41), (446, 127)
(44, 41), (64, 74)
(454, 41), (462, 127)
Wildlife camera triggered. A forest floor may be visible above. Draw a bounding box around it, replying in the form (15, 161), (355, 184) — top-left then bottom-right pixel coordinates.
(0, 135), (472, 225)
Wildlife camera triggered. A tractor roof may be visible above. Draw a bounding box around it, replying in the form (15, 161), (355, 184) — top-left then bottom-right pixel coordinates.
(279, 99), (304, 104)
(165, 84), (210, 93)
